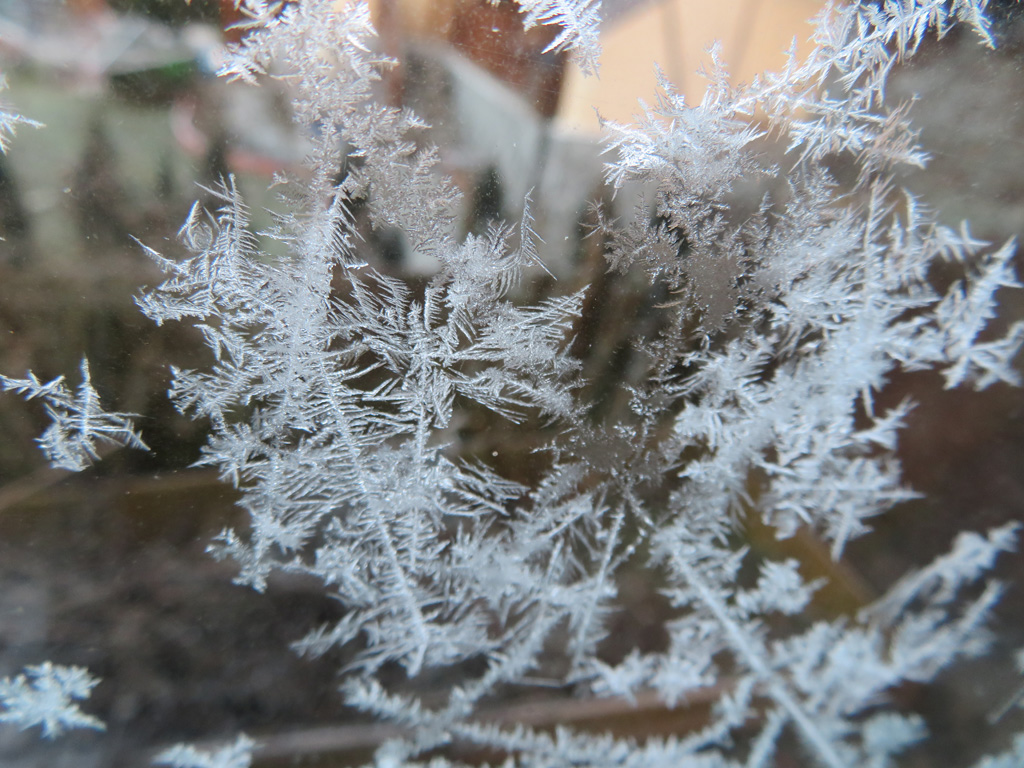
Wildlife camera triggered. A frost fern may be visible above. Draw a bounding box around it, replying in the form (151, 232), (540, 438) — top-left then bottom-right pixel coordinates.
(3, 0), (1022, 766)
(129, 1), (1024, 766)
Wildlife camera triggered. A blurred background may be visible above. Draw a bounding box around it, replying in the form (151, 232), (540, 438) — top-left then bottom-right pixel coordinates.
(0, 1), (1022, 766)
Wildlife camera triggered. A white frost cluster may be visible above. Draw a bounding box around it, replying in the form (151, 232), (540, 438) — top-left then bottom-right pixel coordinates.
(0, 663), (104, 739)
(154, 734), (255, 768)
(508, 0), (603, 74)
(0, 75), (40, 154)
(3, 0), (1022, 766)
(0, 359), (148, 472)
(130, 1), (1024, 766)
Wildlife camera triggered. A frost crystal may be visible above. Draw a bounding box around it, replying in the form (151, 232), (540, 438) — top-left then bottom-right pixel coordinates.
(154, 735), (255, 768)
(1, 359), (148, 472)
(131, 1), (1024, 765)
(3, 0), (1020, 766)
(0, 663), (104, 739)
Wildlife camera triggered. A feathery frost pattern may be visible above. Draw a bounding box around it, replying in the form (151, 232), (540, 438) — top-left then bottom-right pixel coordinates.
(3, 0), (1022, 765)
(0, 76), (40, 154)
(130, 1), (1024, 766)
(0, 663), (104, 739)
(132, 2), (1024, 766)
(507, 0), (603, 74)
(0, 359), (148, 472)
(154, 735), (255, 768)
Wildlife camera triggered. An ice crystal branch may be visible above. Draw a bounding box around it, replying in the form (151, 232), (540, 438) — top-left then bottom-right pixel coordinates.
(0, 77), (40, 154)
(0, 663), (104, 739)
(154, 735), (255, 768)
(741, 0), (998, 166)
(506, 0), (603, 74)
(1, 359), (148, 472)
(139, 0), (585, 682)
(109, 0), (1024, 765)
